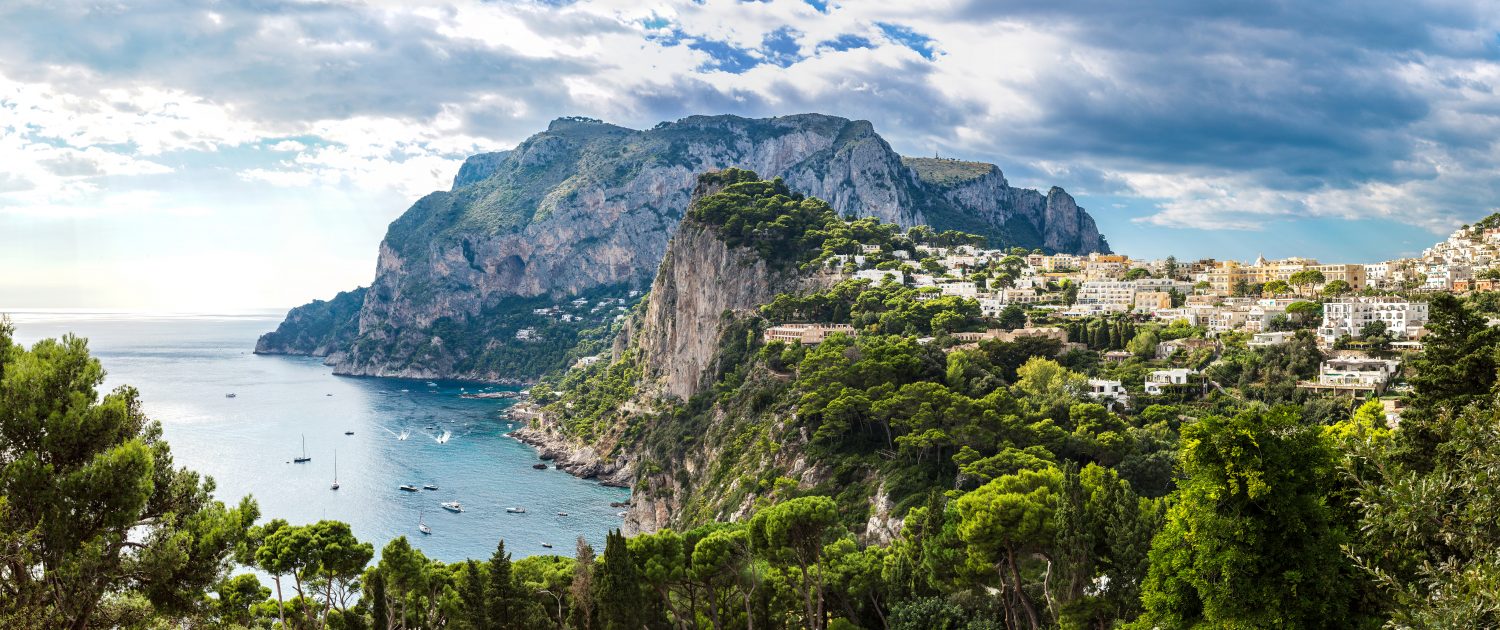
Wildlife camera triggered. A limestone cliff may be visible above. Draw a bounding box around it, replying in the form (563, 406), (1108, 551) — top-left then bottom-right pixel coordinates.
(263, 113), (1109, 381)
(518, 173), (865, 538)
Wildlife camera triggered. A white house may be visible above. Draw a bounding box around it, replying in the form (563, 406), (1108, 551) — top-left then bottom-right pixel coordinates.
(1087, 379), (1130, 408)
(1249, 331), (1297, 347)
(854, 269), (905, 285)
(1145, 369), (1198, 395)
(1300, 357), (1403, 394)
(939, 281), (978, 298)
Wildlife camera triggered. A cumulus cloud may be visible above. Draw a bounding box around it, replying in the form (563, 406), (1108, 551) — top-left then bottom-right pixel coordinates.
(3, 0), (1500, 241)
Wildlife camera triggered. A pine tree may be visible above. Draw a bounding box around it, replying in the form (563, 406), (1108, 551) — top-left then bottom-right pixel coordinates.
(0, 323), (258, 628)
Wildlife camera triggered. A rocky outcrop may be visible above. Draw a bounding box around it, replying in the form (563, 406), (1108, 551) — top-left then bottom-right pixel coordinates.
(509, 426), (633, 487)
(266, 113), (1110, 381)
(902, 157), (1110, 254)
(254, 287), (366, 359)
(637, 220), (839, 400)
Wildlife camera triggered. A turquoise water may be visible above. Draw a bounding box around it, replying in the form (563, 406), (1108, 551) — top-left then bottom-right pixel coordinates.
(7, 311), (629, 563)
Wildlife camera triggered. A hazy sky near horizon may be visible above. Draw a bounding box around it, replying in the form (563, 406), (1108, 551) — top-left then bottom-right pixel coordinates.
(5, 0), (1500, 310)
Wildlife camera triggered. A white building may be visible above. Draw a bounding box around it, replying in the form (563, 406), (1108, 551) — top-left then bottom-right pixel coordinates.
(1318, 297), (1429, 344)
(1249, 331), (1297, 347)
(1301, 358), (1403, 394)
(939, 281), (978, 298)
(1087, 379), (1130, 408)
(1077, 281), (1135, 308)
(1145, 369), (1198, 395)
(854, 269), (905, 285)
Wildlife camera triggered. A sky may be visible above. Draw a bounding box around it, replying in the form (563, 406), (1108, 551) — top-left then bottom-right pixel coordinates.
(5, 0), (1500, 311)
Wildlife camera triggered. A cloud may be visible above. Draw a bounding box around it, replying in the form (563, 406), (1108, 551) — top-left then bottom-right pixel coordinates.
(2, 0), (1500, 244)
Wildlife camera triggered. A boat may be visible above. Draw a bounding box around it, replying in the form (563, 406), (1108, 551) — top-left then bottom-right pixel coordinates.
(325, 393), (333, 397)
(506, 507), (527, 514)
(344, 431), (354, 435)
(441, 501), (464, 513)
(423, 484), (439, 490)
(225, 393), (236, 398)
(418, 512), (431, 535)
(617, 511), (628, 517)
(540, 542), (553, 549)
(531, 463), (547, 469)
(426, 381), (437, 387)
(399, 485), (419, 492)
(331, 451), (340, 490)
(557, 512), (569, 517)
(293, 434), (311, 463)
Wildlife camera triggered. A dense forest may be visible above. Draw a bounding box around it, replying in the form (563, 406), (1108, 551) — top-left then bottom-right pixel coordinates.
(5, 178), (1500, 628)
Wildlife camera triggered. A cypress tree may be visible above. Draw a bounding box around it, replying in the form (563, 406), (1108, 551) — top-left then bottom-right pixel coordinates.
(487, 539), (534, 629)
(459, 560), (488, 630)
(594, 530), (647, 630)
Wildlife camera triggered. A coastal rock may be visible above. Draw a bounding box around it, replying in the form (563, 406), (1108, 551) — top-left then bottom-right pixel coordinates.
(510, 426), (632, 487)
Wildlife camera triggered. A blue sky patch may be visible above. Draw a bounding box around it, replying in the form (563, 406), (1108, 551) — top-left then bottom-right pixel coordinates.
(760, 27), (804, 67)
(688, 38), (761, 73)
(818, 33), (872, 52)
(875, 22), (936, 60)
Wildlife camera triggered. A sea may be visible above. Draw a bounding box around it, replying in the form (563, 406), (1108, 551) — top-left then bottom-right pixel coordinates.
(6, 310), (630, 564)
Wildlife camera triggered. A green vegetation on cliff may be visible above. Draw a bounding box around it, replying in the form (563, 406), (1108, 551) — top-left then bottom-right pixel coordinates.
(254, 286), (367, 355)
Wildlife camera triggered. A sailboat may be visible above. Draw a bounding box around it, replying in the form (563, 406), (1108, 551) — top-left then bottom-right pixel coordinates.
(418, 511), (432, 535)
(293, 434), (311, 463)
(330, 451), (340, 490)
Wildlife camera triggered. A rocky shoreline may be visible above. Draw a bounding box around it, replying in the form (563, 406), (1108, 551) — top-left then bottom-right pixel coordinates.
(509, 425), (633, 488)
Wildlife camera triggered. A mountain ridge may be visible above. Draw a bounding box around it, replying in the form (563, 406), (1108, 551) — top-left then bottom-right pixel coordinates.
(257, 113), (1110, 381)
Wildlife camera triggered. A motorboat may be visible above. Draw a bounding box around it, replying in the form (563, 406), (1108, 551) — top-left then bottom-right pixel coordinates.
(557, 512), (569, 517)
(423, 484), (439, 490)
(506, 507), (527, 514)
(540, 542), (553, 549)
(441, 501), (464, 513)
(617, 511), (628, 517)
(225, 393), (236, 398)
(344, 431), (354, 435)
(399, 485), (419, 492)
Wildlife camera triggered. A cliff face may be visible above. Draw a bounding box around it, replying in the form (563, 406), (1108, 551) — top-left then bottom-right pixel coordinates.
(263, 113), (1109, 381)
(636, 221), (839, 401)
(518, 179), (844, 536)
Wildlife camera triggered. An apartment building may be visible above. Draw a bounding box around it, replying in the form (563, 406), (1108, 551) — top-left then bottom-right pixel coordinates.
(1317, 297), (1429, 344)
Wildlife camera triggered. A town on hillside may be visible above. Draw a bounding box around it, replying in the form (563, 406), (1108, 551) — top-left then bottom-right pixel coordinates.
(750, 218), (1500, 420)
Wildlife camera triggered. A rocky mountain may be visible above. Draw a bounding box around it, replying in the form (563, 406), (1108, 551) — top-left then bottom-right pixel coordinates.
(257, 113), (1110, 381)
(514, 172), (850, 535)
